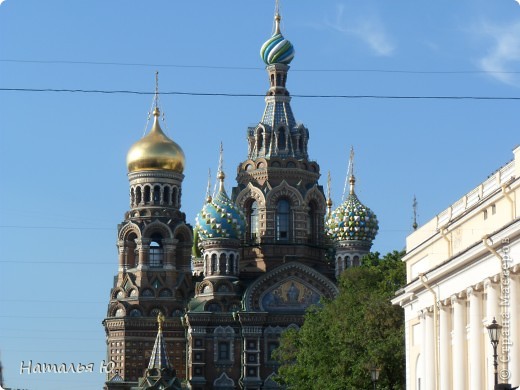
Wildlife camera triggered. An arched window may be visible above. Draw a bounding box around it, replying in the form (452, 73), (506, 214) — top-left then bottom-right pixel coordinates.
(144, 186), (151, 204)
(248, 200), (259, 242)
(353, 255), (360, 267)
(278, 128), (286, 150)
(149, 234), (163, 267)
(126, 232), (138, 268)
(307, 201), (317, 243)
(270, 74), (275, 86)
(258, 129), (264, 151)
(163, 187), (170, 205)
(172, 187), (178, 207)
(130, 188), (135, 207)
(276, 199), (290, 241)
(219, 253), (226, 274)
(229, 254), (234, 275)
(136, 187), (142, 205)
(211, 254), (218, 273)
(153, 185), (161, 204)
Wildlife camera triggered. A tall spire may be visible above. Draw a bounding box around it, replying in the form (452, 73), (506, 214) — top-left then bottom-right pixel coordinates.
(274, 0), (281, 34)
(153, 71), (160, 117)
(349, 146), (356, 195)
(147, 313), (171, 371)
(217, 142), (226, 194)
(342, 146), (356, 201)
(326, 171), (333, 216)
(206, 168), (212, 203)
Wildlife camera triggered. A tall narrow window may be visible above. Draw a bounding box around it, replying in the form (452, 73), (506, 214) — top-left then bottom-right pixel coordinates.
(219, 253), (226, 274)
(149, 237), (163, 267)
(144, 186), (151, 204)
(211, 254), (218, 273)
(171, 187), (178, 207)
(278, 128), (286, 150)
(276, 199), (290, 241)
(153, 185), (161, 204)
(257, 130), (264, 151)
(249, 201), (259, 242)
(228, 254), (234, 275)
(307, 201), (317, 243)
(163, 187), (170, 205)
(218, 342), (230, 361)
(136, 187), (142, 205)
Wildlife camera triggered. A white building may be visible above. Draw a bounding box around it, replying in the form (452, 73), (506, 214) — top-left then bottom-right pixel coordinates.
(393, 146), (520, 390)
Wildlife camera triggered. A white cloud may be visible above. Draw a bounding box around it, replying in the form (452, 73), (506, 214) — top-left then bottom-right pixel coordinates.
(0, 0), (6, 5)
(324, 3), (395, 56)
(478, 21), (520, 85)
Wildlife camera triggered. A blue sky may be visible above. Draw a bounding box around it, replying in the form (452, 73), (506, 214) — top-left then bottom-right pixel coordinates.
(0, 1), (519, 389)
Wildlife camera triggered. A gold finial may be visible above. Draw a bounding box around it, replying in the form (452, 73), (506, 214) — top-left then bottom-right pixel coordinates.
(157, 312), (165, 332)
(274, 0), (281, 35)
(326, 171), (333, 216)
(153, 71), (161, 118)
(217, 142), (226, 192)
(413, 195), (418, 230)
(348, 146), (356, 195)
(206, 168), (212, 203)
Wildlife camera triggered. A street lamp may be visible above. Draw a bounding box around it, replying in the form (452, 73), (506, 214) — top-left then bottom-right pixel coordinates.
(370, 367), (381, 390)
(486, 317), (502, 387)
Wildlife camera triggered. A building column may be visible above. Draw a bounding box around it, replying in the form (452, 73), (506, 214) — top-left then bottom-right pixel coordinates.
(485, 278), (499, 389)
(439, 302), (451, 390)
(136, 238), (149, 268)
(508, 272), (520, 386)
(452, 294), (467, 389)
(421, 310), (434, 390)
(117, 240), (126, 271)
(467, 287), (483, 390)
(163, 238), (177, 270)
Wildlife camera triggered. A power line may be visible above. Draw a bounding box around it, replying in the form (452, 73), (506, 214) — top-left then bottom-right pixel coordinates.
(0, 225), (112, 230)
(2, 58), (519, 74)
(2, 87), (520, 100)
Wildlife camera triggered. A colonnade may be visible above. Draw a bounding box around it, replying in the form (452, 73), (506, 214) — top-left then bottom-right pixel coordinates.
(418, 273), (520, 389)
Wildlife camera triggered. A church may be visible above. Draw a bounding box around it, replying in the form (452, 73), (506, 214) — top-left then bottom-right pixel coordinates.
(102, 6), (378, 390)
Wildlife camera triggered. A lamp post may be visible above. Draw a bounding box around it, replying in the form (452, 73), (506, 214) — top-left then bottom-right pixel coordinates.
(486, 317), (502, 387)
(370, 367), (381, 390)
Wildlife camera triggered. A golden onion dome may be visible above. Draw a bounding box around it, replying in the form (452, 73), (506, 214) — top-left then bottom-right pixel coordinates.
(126, 107), (185, 174)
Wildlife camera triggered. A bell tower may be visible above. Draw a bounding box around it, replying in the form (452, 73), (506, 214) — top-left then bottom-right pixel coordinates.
(103, 74), (193, 389)
(232, 9), (332, 280)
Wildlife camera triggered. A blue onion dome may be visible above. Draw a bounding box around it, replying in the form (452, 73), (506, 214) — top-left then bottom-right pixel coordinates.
(260, 13), (295, 65)
(195, 171), (246, 241)
(325, 176), (379, 243)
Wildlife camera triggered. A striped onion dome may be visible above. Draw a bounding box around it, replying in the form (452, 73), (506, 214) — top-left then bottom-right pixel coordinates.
(260, 12), (295, 65)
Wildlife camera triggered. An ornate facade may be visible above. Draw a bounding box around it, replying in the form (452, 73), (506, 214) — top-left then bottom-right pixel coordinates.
(392, 146), (520, 389)
(104, 7), (378, 390)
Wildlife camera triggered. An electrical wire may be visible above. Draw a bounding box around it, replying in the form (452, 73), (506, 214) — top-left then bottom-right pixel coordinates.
(2, 87), (520, 100)
(2, 58), (520, 74)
